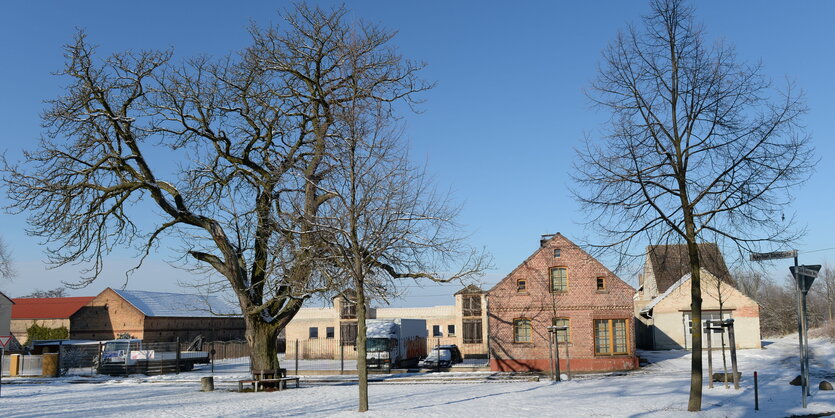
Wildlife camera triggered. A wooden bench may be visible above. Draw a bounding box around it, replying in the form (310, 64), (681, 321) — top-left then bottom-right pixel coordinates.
(238, 368), (300, 392)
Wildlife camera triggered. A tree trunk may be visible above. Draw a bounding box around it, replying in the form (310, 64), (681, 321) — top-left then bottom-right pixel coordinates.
(355, 274), (369, 412)
(245, 316), (279, 372)
(686, 239), (703, 411)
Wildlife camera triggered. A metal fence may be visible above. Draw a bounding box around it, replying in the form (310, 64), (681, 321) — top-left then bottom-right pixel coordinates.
(1, 354), (9, 377)
(6, 337), (487, 378)
(19, 355), (44, 376)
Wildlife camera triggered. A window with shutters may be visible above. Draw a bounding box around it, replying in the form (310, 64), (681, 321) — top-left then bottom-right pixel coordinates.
(463, 319), (482, 344)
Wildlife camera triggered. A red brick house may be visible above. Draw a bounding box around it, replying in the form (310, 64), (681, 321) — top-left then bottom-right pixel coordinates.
(487, 233), (638, 372)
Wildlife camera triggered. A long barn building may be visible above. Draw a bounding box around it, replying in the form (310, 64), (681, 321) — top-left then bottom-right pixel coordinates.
(70, 288), (245, 343)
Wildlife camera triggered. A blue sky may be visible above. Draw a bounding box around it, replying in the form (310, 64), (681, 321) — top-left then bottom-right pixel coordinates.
(1, 1), (833, 306)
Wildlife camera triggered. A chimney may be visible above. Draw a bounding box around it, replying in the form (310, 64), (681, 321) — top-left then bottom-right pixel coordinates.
(540, 233), (556, 247)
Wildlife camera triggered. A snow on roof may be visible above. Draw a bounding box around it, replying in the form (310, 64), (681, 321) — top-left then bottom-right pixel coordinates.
(112, 289), (240, 317)
(640, 273), (690, 315)
(366, 320), (398, 338)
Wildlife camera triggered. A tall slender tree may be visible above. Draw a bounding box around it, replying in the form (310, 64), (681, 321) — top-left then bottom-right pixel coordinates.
(318, 64), (488, 411)
(575, 0), (813, 410)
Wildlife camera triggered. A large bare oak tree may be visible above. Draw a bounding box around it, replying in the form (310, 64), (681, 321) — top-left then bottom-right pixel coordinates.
(575, 0), (813, 411)
(2, 4), (429, 371)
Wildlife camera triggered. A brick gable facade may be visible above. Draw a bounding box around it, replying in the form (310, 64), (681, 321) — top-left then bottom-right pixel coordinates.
(487, 233), (638, 372)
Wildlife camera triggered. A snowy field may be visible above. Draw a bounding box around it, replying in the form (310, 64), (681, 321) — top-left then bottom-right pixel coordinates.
(1, 336), (833, 417)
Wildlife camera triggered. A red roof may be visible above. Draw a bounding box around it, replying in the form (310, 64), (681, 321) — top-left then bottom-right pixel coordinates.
(11, 297), (94, 319)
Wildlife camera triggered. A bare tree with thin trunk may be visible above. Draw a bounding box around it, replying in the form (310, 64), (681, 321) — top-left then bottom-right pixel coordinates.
(317, 68), (488, 411)
(2, 4), (428, 372)
(812, 265), (835, 323)
(575, 0), (813, 410)
(0, 236), (13, 280)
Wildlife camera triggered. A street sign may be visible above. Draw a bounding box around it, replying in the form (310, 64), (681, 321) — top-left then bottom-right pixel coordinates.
(750, 250), (798, 261)
(0, 336), (10, 348)
(792, 265), (821, 279)
(791, 265), (821, 294)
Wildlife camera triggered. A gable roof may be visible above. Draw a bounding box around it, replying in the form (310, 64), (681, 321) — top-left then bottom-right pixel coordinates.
(0, 291), (13, 304)
(640, 273), (690, 314)
(488, 233), (634, 294)
(454, 284), (484, 295)
(111, 289), (240, 317)
(11, 297), (94, 319)
(647, 243), (731, 294)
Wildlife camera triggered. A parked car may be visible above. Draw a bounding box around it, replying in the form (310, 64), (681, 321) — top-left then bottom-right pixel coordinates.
(419, 344), (463, 369)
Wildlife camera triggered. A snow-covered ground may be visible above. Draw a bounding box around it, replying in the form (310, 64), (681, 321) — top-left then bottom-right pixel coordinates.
(1, 335), (833, 417)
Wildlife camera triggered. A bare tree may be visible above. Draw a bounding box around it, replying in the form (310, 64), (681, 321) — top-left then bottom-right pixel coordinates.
(812, 264), (835, 322)
(2, 4), (428, 371)
(318, 74), (487, 411)
(0, 236), (13, 280)
(23, 287), (68, 298)
(575, 0), (813, 410)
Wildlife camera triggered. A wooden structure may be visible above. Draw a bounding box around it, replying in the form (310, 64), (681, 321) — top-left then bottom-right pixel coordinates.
(70, 288), (245, 342)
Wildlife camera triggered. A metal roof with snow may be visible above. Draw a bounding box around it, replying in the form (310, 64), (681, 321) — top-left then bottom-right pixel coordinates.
(112, 289), (240, 318)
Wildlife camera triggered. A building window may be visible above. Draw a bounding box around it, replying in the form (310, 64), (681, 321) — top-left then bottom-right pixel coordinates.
(554, 249), (561, 258)
(517, 279), (527, 293)
(596, 277), (606, 292)
(552, 318), (570, 343)
(309, 327), (318, 339)
(448, 324), (455, 336)
(513, 318), (532, 343)
(340, 322), (357, 346)
(326, 327), (334, 339)
(462, 295), (482, 317)
(463, 319), (483, 344)
(340, 299), (357, 319)
(594, 319), (628, 355)
(550, 267), (568, 292)
(433, 325), (442, 337)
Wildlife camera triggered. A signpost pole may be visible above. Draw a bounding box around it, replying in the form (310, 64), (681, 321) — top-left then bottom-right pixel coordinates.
(705, 323), (713, 389)
(793, 256), (807, 408)
(0, 336), (12, 397)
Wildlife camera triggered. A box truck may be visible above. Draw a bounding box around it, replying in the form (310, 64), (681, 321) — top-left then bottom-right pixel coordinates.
(365, 318), (427, 369)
